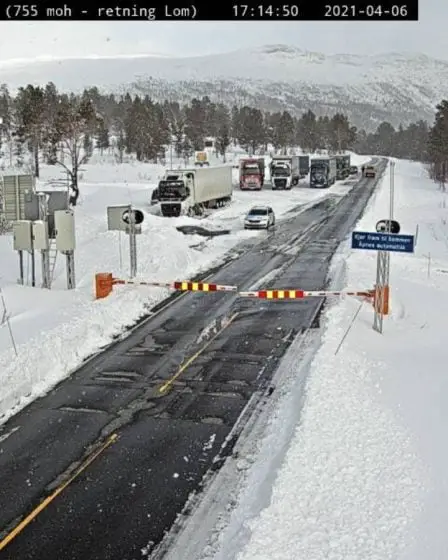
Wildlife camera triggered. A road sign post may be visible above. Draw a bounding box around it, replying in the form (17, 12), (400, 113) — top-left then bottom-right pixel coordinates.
(128, 207), (137, 278)
(351, 160), (415, 333)
(373, 250), (389, 332)
(107, 205), (144, 279)
(376, 160), (393, 332)
(120, 206), (143, 278)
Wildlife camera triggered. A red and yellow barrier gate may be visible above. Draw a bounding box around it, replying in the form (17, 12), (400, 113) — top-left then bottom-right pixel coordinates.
(238, 289), (305, 299)
(172, 281), (237, 292)
(94, 273), (237, 299)
(238, 289), (374, 299)
(94, 272), (382, 313)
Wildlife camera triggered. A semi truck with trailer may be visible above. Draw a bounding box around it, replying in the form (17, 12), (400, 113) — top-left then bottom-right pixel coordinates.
(239, 158), (265, 190)
(158, 166), (233, 217)
(270, 155), (300, 189)
(309, 156), (337, 188)
(335, 154), (351, 180)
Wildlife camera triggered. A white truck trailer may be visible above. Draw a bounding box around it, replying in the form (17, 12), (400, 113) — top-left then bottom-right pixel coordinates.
(158, 166), (233, 217)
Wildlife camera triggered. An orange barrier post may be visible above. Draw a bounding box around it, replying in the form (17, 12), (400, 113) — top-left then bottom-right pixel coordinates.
(373, 284), (390, 315)
(95, 272), (114, 299)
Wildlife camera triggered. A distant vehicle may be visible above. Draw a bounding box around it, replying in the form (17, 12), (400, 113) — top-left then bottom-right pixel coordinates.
(203, 137), (215, 149)
(158, 166), (233, 217)
(349, 165), (358, 175)
(194, 151), (210, 167)
(239, 158), (265, 190)
(150, 187), (159, 205)
(363, 165), (376, 178)
(244, 206), (275, 230)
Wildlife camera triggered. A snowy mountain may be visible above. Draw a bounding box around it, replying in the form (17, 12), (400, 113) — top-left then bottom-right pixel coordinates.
(1, 44), (445, 130)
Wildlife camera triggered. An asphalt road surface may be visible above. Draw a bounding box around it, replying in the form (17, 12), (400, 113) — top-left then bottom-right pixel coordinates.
(0, 161), (387, 559)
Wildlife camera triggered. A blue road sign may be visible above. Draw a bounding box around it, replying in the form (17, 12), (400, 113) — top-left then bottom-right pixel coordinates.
(351, 231), (414, 253)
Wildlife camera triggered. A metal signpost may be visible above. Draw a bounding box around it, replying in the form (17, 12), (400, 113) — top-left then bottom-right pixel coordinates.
(374, 250), (389, 333)
(351, 161), (415, 333)
(351, 230), (414, 332)
(107, 205), (144, 279)
(124, 208), (137, 277)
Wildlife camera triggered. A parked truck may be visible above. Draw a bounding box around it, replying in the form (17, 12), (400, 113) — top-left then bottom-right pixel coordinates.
(335, 154), (351, 180)
(239, 158), (265, 190)
(270, 155), (300, 190)
(299, 155), (310, 178)
(309, 156), (337, 188)
(158, 166), (233, 217)
(194, 151), (210, 166)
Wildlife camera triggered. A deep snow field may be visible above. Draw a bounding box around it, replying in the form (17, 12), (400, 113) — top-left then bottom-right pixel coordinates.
(0, 149), (368, 422)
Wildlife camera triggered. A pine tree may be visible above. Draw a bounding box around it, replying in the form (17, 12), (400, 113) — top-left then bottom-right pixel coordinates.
(15, 85), (46, 176)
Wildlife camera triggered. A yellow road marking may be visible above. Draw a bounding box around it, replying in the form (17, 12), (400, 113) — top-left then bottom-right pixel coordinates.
(0, 433), (118, 551)
(158, 312), (239, 394)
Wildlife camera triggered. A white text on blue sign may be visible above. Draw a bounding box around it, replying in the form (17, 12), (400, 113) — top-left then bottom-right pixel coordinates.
(352, 232), (414, 251)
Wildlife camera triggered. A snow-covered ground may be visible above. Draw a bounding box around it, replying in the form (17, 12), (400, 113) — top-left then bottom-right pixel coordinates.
(0, 150), (368, 424)
(200, 159), (448, 560)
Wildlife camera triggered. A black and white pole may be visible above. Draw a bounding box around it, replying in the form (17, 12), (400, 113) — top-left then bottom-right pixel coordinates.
(122, 206), (143, 278)
(128, 207), (137, 278)
(66, 251), (76, 289)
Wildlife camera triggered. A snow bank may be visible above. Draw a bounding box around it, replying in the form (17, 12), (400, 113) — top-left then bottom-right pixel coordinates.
(214, 159), (447, 560)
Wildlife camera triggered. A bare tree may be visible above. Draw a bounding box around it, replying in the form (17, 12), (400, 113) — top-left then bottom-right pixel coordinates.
(54, 95), (98, 206)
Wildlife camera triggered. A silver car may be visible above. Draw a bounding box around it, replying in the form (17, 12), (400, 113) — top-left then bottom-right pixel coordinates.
(244, 206), (275, 229)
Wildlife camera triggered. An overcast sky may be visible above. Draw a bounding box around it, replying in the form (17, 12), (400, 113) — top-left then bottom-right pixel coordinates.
(0, 4), (444, 63)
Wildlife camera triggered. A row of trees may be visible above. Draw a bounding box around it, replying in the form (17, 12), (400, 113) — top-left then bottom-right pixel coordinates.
(0, 83), (436, 202)
(427, 100), (448, 187)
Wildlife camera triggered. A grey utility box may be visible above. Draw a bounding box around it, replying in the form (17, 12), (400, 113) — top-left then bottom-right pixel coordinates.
(13, 220), (33, 251)
(54, 210), (76, 251)
(32, 220), (50, 250)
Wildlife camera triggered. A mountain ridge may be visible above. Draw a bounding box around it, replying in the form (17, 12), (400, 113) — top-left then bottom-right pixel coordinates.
(0, 44), (443, 131)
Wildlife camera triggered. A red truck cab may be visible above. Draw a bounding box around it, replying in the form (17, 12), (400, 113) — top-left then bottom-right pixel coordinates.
(239, 158), (265, 190)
